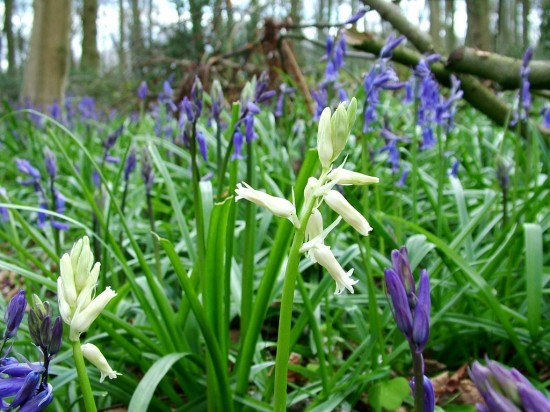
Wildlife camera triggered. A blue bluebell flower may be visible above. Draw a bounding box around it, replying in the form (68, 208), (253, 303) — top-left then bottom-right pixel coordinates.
(124, 147), (137, 182)
(384, 247), (431, 352)
(231, 130), (245, 160)
(449, 160), (460, 178)
(210, 79), (224, 123)
(275, 84), (295, 117)
(78, 96), (98, 121)
(48, 100), (62, 122)
(0, 188), (8, 222)
(197, 131), (208, 161)
(3, 290), (27, 340)
(470, 358), (550, 412)
(158, 79), (177, 112)
(344, 6), (368, 24)
(141, 148), (154, 196)
(410, 376), (435, 412)
(138, 81), (148, 101)
(396, 169), (409, 187)
(312, 86), (328, 120)
(540, 104), (550, 129)
(362, 36), (404, 132)
(380, 125), (408, 173)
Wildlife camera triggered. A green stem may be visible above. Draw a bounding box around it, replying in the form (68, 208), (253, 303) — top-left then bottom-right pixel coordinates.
(241, 141), (256, 335)
(410, 346), (424, 412)
(436, 125), (445, 237)
(272, 178), (320, 411)
(71, 339), (97, 412)
(146, 193), (162, 280)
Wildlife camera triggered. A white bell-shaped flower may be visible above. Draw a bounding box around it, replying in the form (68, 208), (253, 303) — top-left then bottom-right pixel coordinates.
(310, 244), (358, 294)
(81, 343), (122, 382)
(323, 190), (373, 236)
(235, 182), (300, 228)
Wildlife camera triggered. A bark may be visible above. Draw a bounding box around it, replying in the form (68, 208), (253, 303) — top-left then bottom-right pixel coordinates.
(496, 0), (513, 54)
(427, 0), (441, 51)
(81, 0), (100, 72)
(20, 0), (72, 107)
(130, 0), (145, 72)
(290, 0), (301, 24)
(3, 0), (16, 74)
(447, 47), (550, 90)
(465, 0), (492, 51)
(355, 1), (547, 141)
(538, 0), (550, 56)
(362, 0), (435, 52)
(189, 0), (204, 58)
(444, 0), (455, 52)
(522, 0), (530, 49)
(213, 0), (223, 43)
(118, 0), (126, 71)
(347, 30), (512, 133)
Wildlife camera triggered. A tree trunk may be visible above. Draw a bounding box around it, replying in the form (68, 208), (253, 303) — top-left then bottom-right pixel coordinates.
(189, 0), (204, 58)
(247, 0), (259, 41)
(522, 0), (530, 48)
(3, 0), (16, 74)
(466, 0), (492, 51)
(20, 0), (72, 107)
(81, 0), (99, 73)
(444, 0), (455, 53)
(290, 0), (301, 24)
(130, 0), (145, 72)
(496, 0), (513, 54)
(147, 0), (153, 48)
(538, 0), (550, 57)
(427, 0), (441, 51)
(118, 0), (126, 71)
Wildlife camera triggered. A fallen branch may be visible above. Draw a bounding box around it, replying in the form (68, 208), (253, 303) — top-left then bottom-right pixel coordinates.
(447, 47), (550, 90)
(358, 0), (550, 142)
(346, 30), (512, 129)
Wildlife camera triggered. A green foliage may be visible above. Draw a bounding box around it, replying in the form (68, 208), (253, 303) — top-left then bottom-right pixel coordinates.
(0, 65), (548, 411)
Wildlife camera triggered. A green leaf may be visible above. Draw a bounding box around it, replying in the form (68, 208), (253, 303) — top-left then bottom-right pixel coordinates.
(524, 223), (543, 339)
(128, 353), (190, 412)
(369, 377), (410, 411)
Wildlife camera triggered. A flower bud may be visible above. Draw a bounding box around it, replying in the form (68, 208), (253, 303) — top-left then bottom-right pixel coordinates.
(330, 102), (349, 160)
(327, 168), (379, 186)
(81, 343), (122, 382)
(317, 107), (333, 169)
(384, 268), (413, 338)
(346, 97), (357, 136)
(235, 182), (300, 228)
(70, 287), (116, 341)
(3, 290), (27, 340)
(323, 190), (372, 236)
(412, 269), (431, 353)
(311, 244), (358, 294)
(306, 209), (323, 242)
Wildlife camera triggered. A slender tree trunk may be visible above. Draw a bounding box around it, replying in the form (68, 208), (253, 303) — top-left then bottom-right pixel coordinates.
(466, 0), (492, 51)
(290, 0), (301, 24)
(81, 0), (99, 73)
(189, 0), (204, 58)
(21, 0), (72, 107)
(3, 0), (16, 74)
(130, 0), (145, 73)
(522, 0), (530, 48)
(496, 0), (513, 54)
(444, 0), (455, 53)
(147, 0), (153, 48)
(213, 0), (223, 43)
(318, 0), (325, 40)
(428, 0), (441, 51)
(538, 0), (550, 57)
(118, 0), (126, 71)
(247, 0), (259, 41)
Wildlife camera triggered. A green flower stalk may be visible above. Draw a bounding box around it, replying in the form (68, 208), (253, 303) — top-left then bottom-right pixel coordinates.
(57, 236), (120, 412)
(234, 98), (379, 409)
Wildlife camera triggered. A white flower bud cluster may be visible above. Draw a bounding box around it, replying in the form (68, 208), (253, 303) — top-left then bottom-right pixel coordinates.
(57, 236), (120, 381)
(235, 98), (379, 294)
